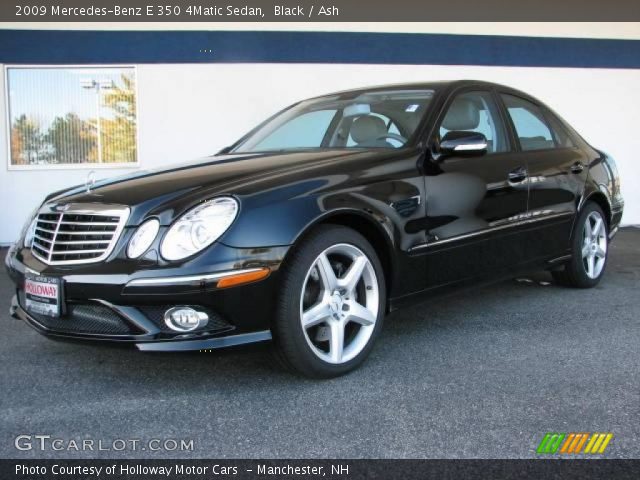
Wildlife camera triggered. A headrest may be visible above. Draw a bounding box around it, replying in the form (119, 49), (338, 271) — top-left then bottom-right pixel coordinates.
(442, 98), (480, 131)
(351, 116), (388, 144)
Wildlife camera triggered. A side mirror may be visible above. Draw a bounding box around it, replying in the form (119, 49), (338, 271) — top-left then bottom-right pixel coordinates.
(438, 131), (488, 158)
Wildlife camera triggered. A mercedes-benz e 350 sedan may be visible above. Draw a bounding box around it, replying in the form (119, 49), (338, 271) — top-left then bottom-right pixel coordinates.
(6, 81), (624, 377)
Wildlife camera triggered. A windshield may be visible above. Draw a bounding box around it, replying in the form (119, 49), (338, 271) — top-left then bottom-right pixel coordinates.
(233, 89), (435, 153)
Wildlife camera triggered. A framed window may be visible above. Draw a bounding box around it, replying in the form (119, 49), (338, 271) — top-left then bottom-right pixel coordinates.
(501, 94), (556, 151)
(5, 65), (138, 169)
(438, 91), (509, 154)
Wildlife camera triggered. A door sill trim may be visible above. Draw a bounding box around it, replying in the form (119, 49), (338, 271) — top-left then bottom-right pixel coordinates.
(409, 211), (574, 253)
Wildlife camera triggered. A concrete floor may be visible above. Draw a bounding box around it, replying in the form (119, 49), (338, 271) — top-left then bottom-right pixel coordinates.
(0, 229), (638, 459)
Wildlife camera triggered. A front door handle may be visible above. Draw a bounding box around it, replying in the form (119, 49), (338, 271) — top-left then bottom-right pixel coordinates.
(570, 162), (585, 174)
(508, 166), (528, 183)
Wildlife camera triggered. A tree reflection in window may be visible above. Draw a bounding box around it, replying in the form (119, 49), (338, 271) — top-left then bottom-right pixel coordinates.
(7, 67), (137, 167)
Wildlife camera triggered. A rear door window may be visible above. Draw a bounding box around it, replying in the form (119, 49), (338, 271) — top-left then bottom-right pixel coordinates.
(501, 94), (556, 151)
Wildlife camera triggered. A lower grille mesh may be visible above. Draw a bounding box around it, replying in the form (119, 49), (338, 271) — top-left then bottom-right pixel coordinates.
(19, 291), (233, 336)
(19, 293), (139, 335)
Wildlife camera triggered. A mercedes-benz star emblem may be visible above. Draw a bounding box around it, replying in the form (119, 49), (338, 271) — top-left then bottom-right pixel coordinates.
(86, 171), (96, 193)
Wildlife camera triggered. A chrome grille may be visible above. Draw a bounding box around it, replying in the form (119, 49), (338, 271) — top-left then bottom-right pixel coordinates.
(31, 203), (130, 265)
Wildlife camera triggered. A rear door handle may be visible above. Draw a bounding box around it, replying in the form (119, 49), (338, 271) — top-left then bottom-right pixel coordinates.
(570, 162), (585, 174)
(508, 166), (528, 183)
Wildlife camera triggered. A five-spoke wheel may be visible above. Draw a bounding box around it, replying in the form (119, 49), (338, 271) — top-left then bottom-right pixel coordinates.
(300, 244), (379, 365)
(273, 225), (385, 378)
(553, 201), (609, 288)
(581, 211), (607, 279)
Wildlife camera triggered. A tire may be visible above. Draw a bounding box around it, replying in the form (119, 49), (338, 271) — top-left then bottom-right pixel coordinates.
(552, 202), (609, 288)
(272, 225), (386, 378)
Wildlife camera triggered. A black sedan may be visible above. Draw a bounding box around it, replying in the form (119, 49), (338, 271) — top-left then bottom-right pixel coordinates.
(5, 80), (624, 378)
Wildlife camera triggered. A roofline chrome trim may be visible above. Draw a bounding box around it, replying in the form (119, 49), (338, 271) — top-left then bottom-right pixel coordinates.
(126, 268), (266, 287)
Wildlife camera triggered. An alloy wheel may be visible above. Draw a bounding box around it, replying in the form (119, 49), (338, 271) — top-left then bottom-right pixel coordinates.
(299, 243), (379, 365)
(582, 211), (607, 279)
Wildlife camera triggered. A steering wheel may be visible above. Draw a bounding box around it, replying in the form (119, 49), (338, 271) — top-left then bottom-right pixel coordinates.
(376, 132), (407, 145)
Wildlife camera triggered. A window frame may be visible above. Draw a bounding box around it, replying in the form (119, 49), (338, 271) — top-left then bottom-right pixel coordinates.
(231, 88), (437, 154)
(429, 87), (513, 157)
(497, 91), (573, 154)
(4, 64), (140, 171)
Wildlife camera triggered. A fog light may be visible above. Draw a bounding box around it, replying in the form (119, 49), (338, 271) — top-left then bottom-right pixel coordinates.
(164, 307), (209, 332)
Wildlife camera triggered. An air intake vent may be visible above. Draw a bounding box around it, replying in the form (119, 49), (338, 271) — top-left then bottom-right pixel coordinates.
(31, 203), (129, 265)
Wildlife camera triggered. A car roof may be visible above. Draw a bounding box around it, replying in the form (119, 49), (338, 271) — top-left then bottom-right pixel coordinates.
(306, 80), (538, 104)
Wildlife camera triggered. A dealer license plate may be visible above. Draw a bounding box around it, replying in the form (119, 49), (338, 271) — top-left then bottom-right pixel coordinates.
(24, 274), (61, 317)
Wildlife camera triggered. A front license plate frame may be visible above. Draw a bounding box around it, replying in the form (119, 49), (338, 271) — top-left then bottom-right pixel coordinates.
(24, 273), (61, 317)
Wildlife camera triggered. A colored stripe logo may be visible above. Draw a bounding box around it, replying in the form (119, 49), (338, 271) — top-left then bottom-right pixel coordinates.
(537, 433), (613, 454)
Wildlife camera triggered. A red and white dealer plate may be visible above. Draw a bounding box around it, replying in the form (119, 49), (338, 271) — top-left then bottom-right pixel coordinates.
(24, 273), (60, 317)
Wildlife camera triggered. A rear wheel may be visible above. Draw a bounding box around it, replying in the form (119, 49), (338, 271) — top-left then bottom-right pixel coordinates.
(273, 225), (386, 378)
(552, 202), (608, 288)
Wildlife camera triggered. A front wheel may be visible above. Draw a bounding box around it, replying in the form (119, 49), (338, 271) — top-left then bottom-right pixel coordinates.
(552, 202), (608, 288)
(273, 225), (386, 378)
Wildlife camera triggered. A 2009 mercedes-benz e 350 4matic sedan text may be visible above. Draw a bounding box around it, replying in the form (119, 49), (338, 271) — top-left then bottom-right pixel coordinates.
(6, 81), (624, 378)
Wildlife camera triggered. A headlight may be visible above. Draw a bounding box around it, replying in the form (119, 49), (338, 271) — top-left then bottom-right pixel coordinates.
(127, 219), (160, 259)
(160, 197), (238, 261)
(23, 218), (38, 248)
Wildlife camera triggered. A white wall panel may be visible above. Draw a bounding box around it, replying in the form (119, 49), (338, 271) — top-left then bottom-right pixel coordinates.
(1, 62), (638, 243)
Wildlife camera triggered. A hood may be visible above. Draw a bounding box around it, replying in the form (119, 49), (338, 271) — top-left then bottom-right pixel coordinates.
(48, 149), (394, 225)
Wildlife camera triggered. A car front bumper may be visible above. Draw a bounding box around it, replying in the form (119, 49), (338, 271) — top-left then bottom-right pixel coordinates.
(9, 295), (272, 351)
(5, 242), (288, 351)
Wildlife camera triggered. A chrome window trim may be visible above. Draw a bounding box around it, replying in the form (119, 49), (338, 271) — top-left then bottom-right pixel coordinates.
(31, 203), (130, 266)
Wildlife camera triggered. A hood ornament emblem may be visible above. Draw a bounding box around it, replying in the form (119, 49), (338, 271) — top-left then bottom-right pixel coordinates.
(86, 170), (96, 193)
(52, 204), (70, 212)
